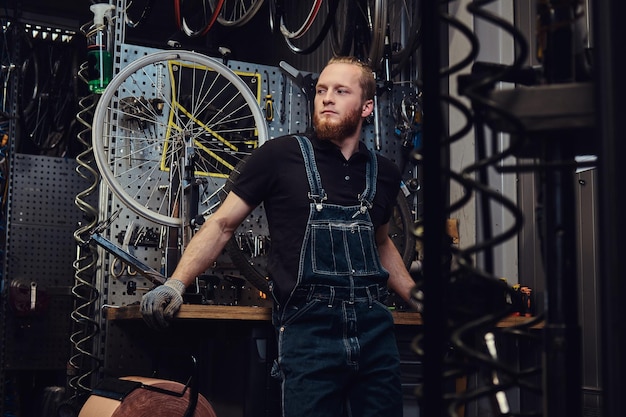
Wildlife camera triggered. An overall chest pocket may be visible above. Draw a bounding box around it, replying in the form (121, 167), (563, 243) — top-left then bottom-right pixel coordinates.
(310, 219), (381, 276)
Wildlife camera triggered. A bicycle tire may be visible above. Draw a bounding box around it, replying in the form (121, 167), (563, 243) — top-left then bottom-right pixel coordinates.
(175, 0), (225, 37)
(92, 50), (268, 227)
(279, 0), (324, 39)
(339, 0), (420, 76)
(268, 0), (280, 33)
(19, 38), (79, 156)
(18, 52), (39, 122)
(389, 190), (416, 268)
(283, 0), (339, 55)
(348, 0), (387, 69)
(363, 0), (388, 70)
(330, 0), (356, 56)
(388, 0), (421, 77)
(211, 0), (265, 27)
(125, 0), (154, 28)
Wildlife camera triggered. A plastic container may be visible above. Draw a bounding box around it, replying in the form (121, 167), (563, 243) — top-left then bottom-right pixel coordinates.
(87, 4), (115, 94)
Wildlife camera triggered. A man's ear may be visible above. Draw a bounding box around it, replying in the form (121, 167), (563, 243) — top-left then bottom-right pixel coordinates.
(361, 99), (374, 118)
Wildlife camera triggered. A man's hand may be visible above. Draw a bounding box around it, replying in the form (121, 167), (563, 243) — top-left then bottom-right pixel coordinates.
(140, 279), (186, 330)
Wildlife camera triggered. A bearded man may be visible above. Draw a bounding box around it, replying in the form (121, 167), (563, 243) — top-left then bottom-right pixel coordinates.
(141, 56), (416, 417)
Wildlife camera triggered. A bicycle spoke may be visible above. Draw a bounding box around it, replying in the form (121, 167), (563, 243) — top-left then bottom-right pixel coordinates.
(388, 0), (421, 76)
(358, 0), (387, 69)
(92, 51), (267, 227)
(330, 0), (356, 56)
(213, 0), (265, 27)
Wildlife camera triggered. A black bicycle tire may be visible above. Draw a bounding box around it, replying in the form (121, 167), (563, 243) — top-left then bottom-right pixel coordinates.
(19, 39), (79, 155)
(125, 0), (154, 28)
(177, 0), (225, 37)
(330, 0), (356, 56)
(279, 0), (324, 39)
(283, 0), (339, 55)
(18, 44), (39, 120)
(210, 0), (265, 27)
(390, 190), (416, 268)
(364, 0), (388, 70)
(268, 0), (279, 33)
(388, 0), (422, 77)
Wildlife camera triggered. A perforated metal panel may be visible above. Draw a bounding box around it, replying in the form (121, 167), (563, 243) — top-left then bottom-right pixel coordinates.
(3, 154), (94, 370)
(98, 43), (418, 374)
(97, 44), (415, 305)
(97, 44), (301, 311)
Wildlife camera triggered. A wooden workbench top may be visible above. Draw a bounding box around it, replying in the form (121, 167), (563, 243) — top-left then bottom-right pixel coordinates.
(104, 304), (422, 325)
(104, 304), (542, 328)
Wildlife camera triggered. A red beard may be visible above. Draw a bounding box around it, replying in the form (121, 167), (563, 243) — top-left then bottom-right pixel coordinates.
(313, 106), (362, 141)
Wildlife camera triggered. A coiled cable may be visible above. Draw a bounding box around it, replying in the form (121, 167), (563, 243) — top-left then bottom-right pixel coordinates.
(412, 1), (543, 416)
(68, 54), (102, 399)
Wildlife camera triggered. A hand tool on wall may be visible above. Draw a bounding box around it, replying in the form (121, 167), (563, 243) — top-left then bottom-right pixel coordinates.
(264, 70), (274, 122)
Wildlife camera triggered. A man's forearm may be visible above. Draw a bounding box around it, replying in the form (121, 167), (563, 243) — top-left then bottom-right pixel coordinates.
(378, 233), (416, 304)
(168, 192), (254, 287)
(168, 216), (235, 287)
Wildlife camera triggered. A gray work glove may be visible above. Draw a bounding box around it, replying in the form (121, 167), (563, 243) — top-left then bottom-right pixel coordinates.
(140, 279), (186, 330)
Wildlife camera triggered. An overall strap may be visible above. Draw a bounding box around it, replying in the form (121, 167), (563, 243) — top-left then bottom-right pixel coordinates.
(357, 149), (378, 215)
(295, 136), (327, 211)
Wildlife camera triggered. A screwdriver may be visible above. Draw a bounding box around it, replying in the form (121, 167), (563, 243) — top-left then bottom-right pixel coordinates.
(264, 70), (274, 122)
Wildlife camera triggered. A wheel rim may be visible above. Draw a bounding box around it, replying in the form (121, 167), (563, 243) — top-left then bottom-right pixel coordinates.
(214, 0), (265, 27)
(92, 51), (268, 227)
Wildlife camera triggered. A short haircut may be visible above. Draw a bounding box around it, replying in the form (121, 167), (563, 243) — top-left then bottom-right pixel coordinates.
(326, 56), (376, 101)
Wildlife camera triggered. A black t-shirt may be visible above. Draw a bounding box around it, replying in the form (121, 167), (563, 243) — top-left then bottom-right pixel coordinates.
(231, 134), (401, 300)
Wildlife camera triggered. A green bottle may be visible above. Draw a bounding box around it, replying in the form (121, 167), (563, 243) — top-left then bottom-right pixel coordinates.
(87, 3), (115, 94)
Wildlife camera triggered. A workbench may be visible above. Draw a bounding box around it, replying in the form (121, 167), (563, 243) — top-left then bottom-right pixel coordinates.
(104, 304), (542, 328)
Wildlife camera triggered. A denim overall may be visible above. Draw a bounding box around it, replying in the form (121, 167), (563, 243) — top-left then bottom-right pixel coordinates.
(271, 136), (403, 417)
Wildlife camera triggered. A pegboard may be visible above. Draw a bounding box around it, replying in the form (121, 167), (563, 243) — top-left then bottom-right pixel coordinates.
(96, 43), (421, 303)
(98, 43), (421, 375)
(97, 44), (418, 304)
(3, 154), (95, 370)
(95, 44), (309, 312)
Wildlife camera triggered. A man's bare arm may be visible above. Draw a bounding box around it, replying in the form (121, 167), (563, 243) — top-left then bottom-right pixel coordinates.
(169, 191), (255, 286)
(376, 222), (417, 304)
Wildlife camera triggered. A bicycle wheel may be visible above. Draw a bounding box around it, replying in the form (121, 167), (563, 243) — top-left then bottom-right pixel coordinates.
(282, 0), (340, 55)
(330, 0), (356, 56)
(92, 50), (268, 227)
(124, 0), (154, 28)
(352, 0), (387, 69)
(175, 0), (225, 37)
(211, 0), (265, 27)
(279, 0), (324, 39)
(18, 37), (79, 156)
(389, 190), (416, 268)
(388, 0), (421, 76)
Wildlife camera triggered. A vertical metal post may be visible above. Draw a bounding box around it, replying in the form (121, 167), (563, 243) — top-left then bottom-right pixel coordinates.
(541, 142), (582, 417)
(421, 1), (448, 415)
(593, 1), (626, 417)
(0, 8), (21, 413)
